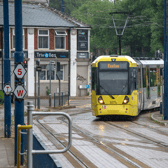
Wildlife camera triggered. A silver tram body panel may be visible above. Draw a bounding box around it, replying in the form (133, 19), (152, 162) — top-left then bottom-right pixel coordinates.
(135, 58), (164, 111)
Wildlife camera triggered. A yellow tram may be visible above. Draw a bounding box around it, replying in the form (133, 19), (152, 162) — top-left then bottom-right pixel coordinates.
(91, 55), (163, 117)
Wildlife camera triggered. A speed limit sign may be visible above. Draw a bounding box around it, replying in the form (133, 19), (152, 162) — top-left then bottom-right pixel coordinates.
(14, 63), (27, 79)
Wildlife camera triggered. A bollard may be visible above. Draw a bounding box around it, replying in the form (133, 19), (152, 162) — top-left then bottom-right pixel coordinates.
(49, 94), (51, 107)
(27, 101), (34, 168)
(160, 102), (162, 114)
(54, 93), (55, 108)
(62, 92), (63, 106)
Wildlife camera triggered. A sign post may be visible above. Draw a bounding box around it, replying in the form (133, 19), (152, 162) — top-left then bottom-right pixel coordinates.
(3, 0), (11, 138)
(14, 0), (25, 164)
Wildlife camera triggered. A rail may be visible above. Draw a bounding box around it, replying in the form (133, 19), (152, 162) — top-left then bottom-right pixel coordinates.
(27, 101), (72, 168)
(17, 124), (32, 168)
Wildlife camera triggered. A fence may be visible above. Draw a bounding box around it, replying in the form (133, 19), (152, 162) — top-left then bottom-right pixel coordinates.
(54, 91), (69, 107)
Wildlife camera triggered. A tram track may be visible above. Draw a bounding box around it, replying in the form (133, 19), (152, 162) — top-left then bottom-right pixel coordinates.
(34, 115), (89, 168)
(33, 113), (145, 168)
(32, 109), (168, 168)
(104, 120), (168, 149)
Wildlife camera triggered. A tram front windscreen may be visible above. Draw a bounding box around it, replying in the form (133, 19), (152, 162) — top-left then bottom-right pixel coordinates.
(98, 61), (129, 95)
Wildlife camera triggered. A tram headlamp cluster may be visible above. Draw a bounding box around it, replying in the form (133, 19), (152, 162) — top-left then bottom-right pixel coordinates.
(123, 96), (129, 104)
(98, 96), (104, 104)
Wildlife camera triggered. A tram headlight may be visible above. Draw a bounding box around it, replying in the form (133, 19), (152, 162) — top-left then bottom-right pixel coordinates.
(98, 96), (104, 104)
(123, 96), (129, 104)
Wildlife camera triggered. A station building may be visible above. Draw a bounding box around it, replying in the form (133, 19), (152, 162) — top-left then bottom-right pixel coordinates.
(0, 0), (91, 97)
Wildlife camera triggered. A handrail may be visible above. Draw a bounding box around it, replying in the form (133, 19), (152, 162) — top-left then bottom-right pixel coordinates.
(27, 101), (72, 168)
(32, 112), (72, 154)
(17, 124), (32, 168)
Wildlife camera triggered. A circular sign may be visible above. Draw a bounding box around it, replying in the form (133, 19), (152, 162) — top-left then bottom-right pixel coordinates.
(44, 53), (49, 58)
(3, 84), (12, 95)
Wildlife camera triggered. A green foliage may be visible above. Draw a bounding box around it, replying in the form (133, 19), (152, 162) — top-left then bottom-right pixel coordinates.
(46, 86), (50, 96)
(50, 0), (164, 57)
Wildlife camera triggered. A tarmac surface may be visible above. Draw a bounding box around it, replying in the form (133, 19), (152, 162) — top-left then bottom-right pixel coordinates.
(0, 97), (168, 168)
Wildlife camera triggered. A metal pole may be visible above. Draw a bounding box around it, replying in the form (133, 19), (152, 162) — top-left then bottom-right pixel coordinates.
(119, 35), (121, 55)
(50, 61), (51, 94)
(164, 0), (168, 120)
(38, 71), (40, 109)
(14, 0), (24, 164)
(54, 93), (55, 108)
(1, 28), (4, 90)
(68, 51), (70, 105)
(59, 78), (61, 106)
(49, 94), (51, 107)
(62, 92), (63, 106)
(27, 101), (33, 168)
(34, 67), (36, 109)
(3, 0), (11, 138)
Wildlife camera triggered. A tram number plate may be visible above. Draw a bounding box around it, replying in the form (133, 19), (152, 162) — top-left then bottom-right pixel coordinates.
(101, 105), (106, 109)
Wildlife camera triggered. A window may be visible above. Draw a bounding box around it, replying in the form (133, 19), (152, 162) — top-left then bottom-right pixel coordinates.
(55, 30), (67, 49)
(150, 68), (157, 87)
(38, 30), (49, 49)
(12, 29), (24, 49)
(39, 65), (64, 81)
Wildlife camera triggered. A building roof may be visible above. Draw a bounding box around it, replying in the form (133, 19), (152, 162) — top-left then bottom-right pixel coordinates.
(0, 2), (91, 28)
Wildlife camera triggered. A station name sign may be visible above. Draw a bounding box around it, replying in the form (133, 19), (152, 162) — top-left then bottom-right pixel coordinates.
(99, 62), (128, 70)
(35, 52), (69, 58)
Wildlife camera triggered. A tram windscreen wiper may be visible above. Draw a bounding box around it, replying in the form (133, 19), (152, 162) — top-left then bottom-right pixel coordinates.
(99, 85), (115, 99)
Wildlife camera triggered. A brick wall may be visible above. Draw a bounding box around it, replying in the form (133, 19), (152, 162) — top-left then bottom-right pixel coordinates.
(34, 28), (38, 49)
(49, 29), (54, 50)
(66, 30), (69, 50)
(25, 28), (27, 49)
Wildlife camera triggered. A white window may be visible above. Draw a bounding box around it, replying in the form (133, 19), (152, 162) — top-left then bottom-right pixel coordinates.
(12, 29), (24, 49)
(38, 30), (49, 49)
(55, 30), (67, 49)
(39, 65), (64, 81)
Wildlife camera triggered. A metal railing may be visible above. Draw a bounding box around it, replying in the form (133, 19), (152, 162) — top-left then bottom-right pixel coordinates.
(28, 101), (72, 167)
(17, 101), (72, 168)
(54, 91), (69, 107)
(17, 124), (32, 168)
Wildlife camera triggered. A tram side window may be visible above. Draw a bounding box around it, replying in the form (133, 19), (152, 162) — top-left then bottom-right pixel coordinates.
(150, 68), (157, 87)
(92, 67), (97, 90)
(137, 68), (141, 89)
(143, 68), (146, 88)
(160, 68), (163, 85)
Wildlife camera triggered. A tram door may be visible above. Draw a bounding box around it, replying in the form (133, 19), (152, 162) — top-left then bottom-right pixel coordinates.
(137, 66), (143, 111)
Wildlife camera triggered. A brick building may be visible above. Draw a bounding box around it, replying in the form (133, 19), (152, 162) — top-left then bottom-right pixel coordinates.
(0, 0), (91, 97)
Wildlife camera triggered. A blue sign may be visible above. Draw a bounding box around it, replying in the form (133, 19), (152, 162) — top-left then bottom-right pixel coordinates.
(60, 55), (66, 58)
(86, 85), (89, 89)
(44, 53), (49, 58)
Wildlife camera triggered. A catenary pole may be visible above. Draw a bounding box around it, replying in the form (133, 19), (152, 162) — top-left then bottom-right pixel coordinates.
(164, 0), (168, 120)
(14, 0), (25, 164)
(1, 28), (4, 90)
(3, 0), (11, 138)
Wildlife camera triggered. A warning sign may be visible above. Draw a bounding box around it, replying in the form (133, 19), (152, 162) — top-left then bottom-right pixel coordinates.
(14, 63), (27, 79)
(14, 85), (27, 99)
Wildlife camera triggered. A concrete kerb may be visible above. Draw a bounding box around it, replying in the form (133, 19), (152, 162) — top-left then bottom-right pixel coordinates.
(150, 112), (168, 126)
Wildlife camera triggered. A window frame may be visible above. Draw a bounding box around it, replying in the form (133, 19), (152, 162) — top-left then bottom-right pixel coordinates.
(39, 64), (64, 81)
(12, 28), (25, 49)
(38, 29), (49, 49)
(55, 30), (67, 50)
